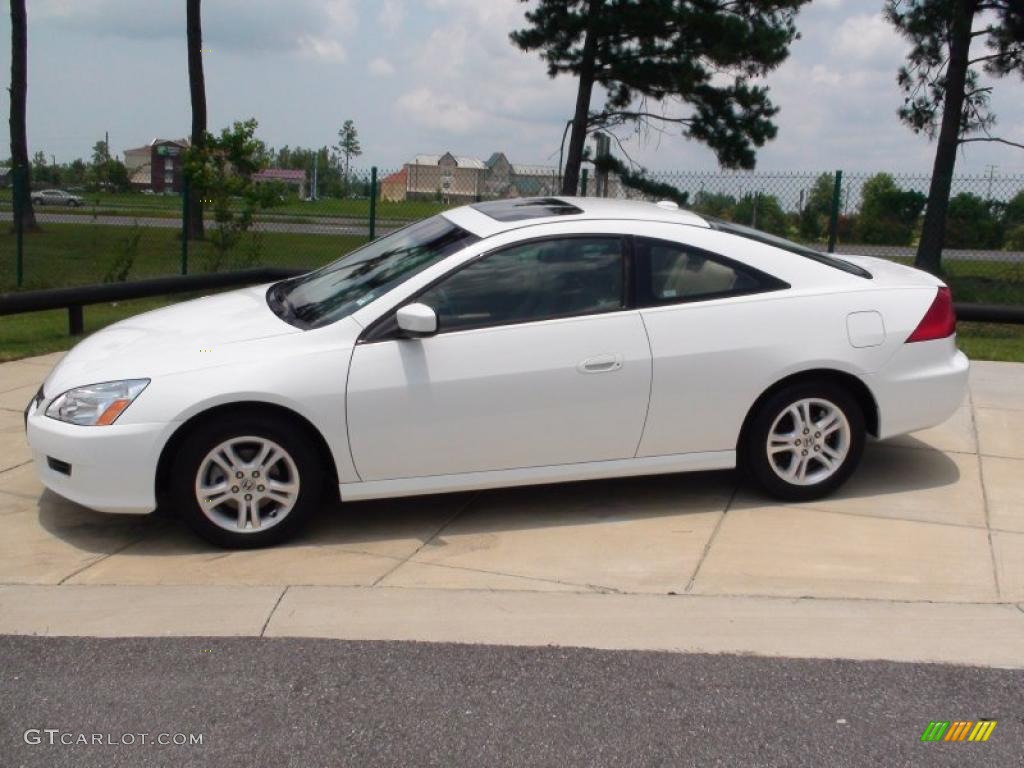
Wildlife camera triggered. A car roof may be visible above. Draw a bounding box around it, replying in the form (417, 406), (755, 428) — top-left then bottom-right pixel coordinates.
(442, 196), (710, 239)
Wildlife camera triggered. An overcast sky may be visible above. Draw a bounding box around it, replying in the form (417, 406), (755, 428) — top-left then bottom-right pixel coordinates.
(1, 0), (1022, 175)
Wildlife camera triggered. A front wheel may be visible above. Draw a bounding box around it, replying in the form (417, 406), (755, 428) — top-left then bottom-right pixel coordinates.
(743, 382), (865, 502)
(169, 413), (323, 548)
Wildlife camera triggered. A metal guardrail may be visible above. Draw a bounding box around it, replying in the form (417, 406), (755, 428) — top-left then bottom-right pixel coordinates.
(1, 268), (1022, 337)
(0, 268), (304, 335)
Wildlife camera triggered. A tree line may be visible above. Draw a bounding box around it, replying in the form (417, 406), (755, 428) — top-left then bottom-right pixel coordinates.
(687, 172), (1024, 252)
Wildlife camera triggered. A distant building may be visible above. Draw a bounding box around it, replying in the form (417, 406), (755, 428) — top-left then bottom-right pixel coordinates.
(253, 168), (307, 199)
(123, 138), (188, 193)
(379, 168), (408, 203)
(390, 151), (563, 203)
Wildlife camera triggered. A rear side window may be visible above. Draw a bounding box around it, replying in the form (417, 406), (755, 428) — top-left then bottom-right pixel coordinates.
(634, 237), (788, 305)
(418, 236), (624, 332)
(708, 219), (873, 279)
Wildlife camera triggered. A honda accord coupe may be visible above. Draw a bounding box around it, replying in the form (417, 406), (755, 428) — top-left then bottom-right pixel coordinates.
(25, 197), (968, 547)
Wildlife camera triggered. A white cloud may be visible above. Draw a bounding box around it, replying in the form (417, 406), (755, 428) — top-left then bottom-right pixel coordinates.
(396, 87), (488, 134)
(297, 36), (347, 62)
(33, 0), (359, 58)
(378, 0), (404, 33)
(369, 57), (395, 76)
(834, 13), (905, 65)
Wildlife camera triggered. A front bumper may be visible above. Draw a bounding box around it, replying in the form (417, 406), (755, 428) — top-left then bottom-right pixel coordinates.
(25, 402), (172, 515)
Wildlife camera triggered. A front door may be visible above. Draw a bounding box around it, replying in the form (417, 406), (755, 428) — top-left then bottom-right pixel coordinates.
(346, 236), (652, 481)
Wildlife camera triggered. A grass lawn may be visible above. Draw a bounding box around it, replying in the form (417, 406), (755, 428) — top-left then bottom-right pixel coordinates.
(0, 223), (364, 291)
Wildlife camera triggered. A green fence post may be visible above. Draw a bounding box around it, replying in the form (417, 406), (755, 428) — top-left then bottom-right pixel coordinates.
(368, 167), (378, 242)
(580, 168), (589, 197)
(14, 166), (24, 288)
(827, 170), (843, 253)
(180, 179), (189, 275)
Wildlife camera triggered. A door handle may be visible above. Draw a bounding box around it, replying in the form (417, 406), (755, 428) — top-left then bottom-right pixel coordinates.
(577, 354), (623, 374)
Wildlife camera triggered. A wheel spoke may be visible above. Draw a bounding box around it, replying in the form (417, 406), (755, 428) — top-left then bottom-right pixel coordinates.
(816, 410), (841, 433)
(248, 498), (261, 529)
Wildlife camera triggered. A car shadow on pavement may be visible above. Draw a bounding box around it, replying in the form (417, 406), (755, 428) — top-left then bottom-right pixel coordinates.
(33, 439), (961, 559)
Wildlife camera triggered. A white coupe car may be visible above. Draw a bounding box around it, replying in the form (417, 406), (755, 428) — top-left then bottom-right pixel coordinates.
(25, 198), (968, 548)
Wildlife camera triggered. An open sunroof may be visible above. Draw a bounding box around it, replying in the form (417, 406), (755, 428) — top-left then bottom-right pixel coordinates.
(471, 198), (584, 222)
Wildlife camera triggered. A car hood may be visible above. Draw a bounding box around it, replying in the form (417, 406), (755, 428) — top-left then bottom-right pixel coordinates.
(45, 284), (302, 393)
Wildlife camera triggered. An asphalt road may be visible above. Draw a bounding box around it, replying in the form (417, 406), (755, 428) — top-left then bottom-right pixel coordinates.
(1, 636), (1021, 768)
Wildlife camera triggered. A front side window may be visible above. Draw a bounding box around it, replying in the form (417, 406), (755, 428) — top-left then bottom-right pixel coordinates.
(417, 236), (624, 333)
(635, 237), (787, 305)
(270, 215), (479, 329)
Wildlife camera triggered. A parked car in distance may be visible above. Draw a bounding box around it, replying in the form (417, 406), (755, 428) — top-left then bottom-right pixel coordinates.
(25, 197), (968, 548)
(31, 189), (84, 206)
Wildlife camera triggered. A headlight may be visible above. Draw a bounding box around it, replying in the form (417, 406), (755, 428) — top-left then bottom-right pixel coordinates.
(45, 379), (150, 426)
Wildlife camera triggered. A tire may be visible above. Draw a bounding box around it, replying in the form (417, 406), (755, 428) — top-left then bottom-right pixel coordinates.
(168, 412), (323, 548)
(743, 381), (865, 502)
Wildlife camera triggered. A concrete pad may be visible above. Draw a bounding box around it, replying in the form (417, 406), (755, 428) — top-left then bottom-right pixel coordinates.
(378, 560), (585, 592)
(982, 456), (1024, 533)
(267, 586), (1024, 669)
(385, 473), (734, 594)
(992, 531), (1024, 602)
(0, 584), (282, 636)
(974, 408), (1024, 459)
(734, 444), (985, 529)
(0, 410), (32, 471)
(0, 489), (157, 585)
(970, 361), (1024, 411)
(886, 405), (976, 455)
(0, 383), (39, 412)
(691, 505), (998, 603)
(66, 495), (469, 586)
(0, 461), (43, 501)
(0, 361), (47, 394)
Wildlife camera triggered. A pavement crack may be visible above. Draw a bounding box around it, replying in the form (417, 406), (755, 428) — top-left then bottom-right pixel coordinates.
(56, 522), (166, 585)
(260, 586), (289, 637)
(685, 480), (739, 593)
(969, 387), (1002, 600)
(371, 492), (479, 587)
(0, 460), (32, 475)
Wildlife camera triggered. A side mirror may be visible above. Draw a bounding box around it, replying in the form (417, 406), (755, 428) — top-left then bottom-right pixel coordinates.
(395, 303), (438, 337)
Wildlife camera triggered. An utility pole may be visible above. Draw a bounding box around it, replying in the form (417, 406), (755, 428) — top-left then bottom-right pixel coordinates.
(985, 164), (997, 200)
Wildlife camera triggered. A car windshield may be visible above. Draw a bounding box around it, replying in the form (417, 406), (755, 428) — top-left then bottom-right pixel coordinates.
(269, 215), (479, 329)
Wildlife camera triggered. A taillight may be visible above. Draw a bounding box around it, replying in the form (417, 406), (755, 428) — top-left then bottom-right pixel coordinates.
(906, 286), (956, 343)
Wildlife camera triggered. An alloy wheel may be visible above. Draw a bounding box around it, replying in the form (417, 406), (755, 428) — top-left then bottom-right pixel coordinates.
(194, 436), (300, 533)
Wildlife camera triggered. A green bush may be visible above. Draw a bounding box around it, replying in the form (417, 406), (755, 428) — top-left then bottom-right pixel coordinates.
(945, 193), (1003, 249)
(855, 173), (925, 245)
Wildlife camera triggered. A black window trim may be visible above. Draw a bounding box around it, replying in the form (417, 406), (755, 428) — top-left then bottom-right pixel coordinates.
(631, 235), (791, 308)
(359, 233), (634, 344)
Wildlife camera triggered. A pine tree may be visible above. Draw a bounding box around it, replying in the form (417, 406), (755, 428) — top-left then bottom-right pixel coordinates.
(511, 0), (809, 196)
(885, 0), (1024, 274)
(337, 120), (362, 193)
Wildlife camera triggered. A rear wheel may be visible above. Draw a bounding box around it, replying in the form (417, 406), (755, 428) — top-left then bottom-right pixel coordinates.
(743, 382), (865, 502)
(169, 413), (322, 548)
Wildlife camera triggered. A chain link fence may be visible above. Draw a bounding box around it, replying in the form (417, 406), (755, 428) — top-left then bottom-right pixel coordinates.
(3, 163), (1023, 307)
